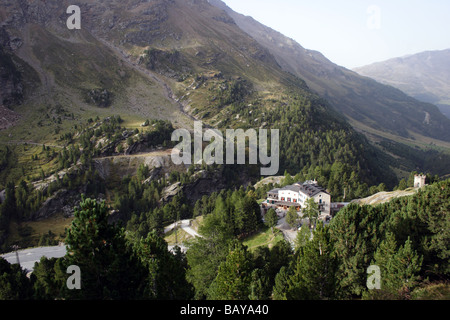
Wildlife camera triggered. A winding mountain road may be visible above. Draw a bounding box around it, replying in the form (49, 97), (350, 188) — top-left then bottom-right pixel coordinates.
(1, 245), (67, 272)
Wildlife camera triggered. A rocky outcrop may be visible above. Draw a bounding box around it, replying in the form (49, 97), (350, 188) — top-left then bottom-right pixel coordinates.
(162, 169), (236, 205)
(93, 151), (178, 182)
(32, 165), (83, 194)
(86, 88), (112, 108)
(253, 176), (284, 189)
(161, 182), (182, 202)
(31, 189), (80, 221)
(0, 27), (23, 108)
(0, 105), (21, 130)
(351, 188), (419, 206)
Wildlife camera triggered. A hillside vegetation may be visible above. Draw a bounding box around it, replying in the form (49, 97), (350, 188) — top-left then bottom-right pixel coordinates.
(1, 178), (448, 300)
(211, 0), (450, 142)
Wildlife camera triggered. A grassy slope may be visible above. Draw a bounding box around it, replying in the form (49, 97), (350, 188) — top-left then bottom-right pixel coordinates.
(6, 214), (73, 249)
(0, 24), (191, 146)
(0, 18), (195, 247)
(242, 226), (284, 251)
(348, 116), (450, 153)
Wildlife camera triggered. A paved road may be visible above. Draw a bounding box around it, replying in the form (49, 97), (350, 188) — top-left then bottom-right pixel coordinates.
(1, 245), (67, 272)
(164, 219), (202, 238)
(276, 217), (298, 245)
(165, 219), (202, 253)
(0, 219), (200, 271)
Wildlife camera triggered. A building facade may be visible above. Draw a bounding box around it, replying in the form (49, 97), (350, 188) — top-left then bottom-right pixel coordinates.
(265, 181), (331, 216)
(414, 174), (427, 188)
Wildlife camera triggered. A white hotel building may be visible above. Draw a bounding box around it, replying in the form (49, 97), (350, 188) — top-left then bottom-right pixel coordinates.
(265, 180), (331, 216)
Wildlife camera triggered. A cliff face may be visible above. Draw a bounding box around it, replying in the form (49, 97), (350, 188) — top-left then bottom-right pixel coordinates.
(0, 27), (23, 108)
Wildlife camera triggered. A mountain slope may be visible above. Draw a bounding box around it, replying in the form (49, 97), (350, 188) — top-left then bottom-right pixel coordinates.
(210, 0), (450, 143)
(0, 0), (401, 190)
(0, 0), (194, 144)
(354, 49), (450, 119)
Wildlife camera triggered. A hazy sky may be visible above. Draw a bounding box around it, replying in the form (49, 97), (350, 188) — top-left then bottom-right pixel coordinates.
(222, 0), (450, 69)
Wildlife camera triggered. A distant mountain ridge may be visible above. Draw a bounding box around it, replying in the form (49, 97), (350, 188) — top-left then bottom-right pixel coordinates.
(210, 0), (450, 142)
(354, 49), (450, 119)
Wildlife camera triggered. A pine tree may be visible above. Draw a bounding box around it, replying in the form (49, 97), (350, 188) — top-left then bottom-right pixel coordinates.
(286, 223), (339, 300)
(397, 179), (408, 190)
(295, 224), (311, 250)
(391, 238), (423, 296)
(31, 256), (68, 300)
(65, 196), (145, 299)
(272, 266), (290, 300)
(286, 206), (298, 229)
(186, 226), (232, 299)
(133, 231), (194, 299)
(373, 234), (423, 299)
(208, 241), (253, 300)
(303, 197), (319, 229)
(249, 268), (270, 300)
(264, 208), (278, 233)
(329, 203), (381, 298)
(0, 257), (33, 300)
(373, 232), (398, 280)
(235, 194), (261, 237)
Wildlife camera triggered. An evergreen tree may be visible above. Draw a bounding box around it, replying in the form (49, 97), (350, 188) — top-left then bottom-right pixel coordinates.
(234, 194), (261, 237)
(303, 197), (319, 229)
(373, 235), (423, 299)
(397, 179), (408, 190)
(391, 238), (423, 296)
(133, 231), (194, 299)
(264, 208), (278, 233)
(200, 195), (235, 239)
(295, 224), (311, 251)
(286, 223), (339, 300)
(186, 209), (234, 300)
(249, 268), (270, 300)
(31, 256), (68, 300)
(0, 257), (33, 300)
(283, 172), (294, 186)
(272, 266), (290, 300)
(329, 203), (382, 298)
(208, 241), (253, 300)
(286, 206), (298, 229)
(65, 197), (145, 299)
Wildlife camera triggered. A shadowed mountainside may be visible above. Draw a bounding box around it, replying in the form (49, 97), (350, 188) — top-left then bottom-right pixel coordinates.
(210, 0), (450, 142)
